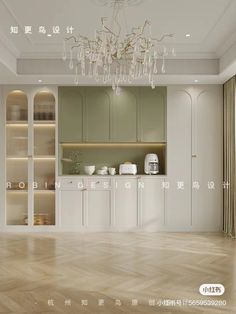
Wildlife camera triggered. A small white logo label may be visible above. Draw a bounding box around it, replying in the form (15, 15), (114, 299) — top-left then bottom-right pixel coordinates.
(199, 284), (225, 296)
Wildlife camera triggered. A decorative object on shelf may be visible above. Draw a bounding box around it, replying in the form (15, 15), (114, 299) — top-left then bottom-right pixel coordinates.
(84, 165), (96, 175)
(97, 169), (107, 175)
(69, 150), (81, 174)
(108, 167), (116, 175)
(46, 174), (55, 190)
(72, 162), (80, 174)
(34, 214), (50, 225)
(23, 214), (50, 225)
(119, 163), (137, 175)
(62, 0), (175, 95)
(96, 166), (109, 175)
(34, 104), (55, 121)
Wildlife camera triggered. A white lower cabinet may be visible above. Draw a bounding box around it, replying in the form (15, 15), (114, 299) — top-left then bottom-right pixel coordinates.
(114, 178), (138, 231)
(86, 190), (111, 230)
(58, 176), (165, 231)
(60, 190), (83, 228)
(139, 177), (165, 231)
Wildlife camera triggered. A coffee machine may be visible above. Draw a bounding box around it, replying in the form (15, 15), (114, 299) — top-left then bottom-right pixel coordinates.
(144, 154), (159, 174)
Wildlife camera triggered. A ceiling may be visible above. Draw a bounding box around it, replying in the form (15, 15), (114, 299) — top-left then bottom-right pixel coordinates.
(0, 0), (236, 84)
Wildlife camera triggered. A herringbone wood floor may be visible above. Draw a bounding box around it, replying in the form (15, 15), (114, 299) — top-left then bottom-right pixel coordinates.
(0, 232), (235, 313)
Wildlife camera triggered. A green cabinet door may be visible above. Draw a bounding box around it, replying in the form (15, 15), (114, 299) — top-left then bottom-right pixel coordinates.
(139, 87), (166, 142)
(84, 88), (110, 142)
(58, 87), (83, 142)
(111, 88), (138, 142)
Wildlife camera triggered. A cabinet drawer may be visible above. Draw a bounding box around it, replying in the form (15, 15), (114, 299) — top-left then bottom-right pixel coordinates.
(60, 178), (84, 190)
(87, 178), (111, 190)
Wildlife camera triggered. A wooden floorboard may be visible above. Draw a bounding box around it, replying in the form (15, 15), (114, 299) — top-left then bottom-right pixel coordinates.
(0, 232), (235, 313)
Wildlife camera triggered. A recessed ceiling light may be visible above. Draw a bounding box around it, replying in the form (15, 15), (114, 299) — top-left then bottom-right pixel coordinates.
(38, 79), (42, 83)
(185, 33), (191, 38)
(47, 34), (52, 37)
(194, 79), (198, 83)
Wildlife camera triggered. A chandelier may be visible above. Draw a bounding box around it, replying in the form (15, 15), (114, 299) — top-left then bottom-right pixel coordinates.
(62, 0), (175, 95)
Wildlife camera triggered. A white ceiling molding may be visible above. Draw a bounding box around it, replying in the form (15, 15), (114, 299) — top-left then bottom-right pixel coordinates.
(219, 42), (236, 76)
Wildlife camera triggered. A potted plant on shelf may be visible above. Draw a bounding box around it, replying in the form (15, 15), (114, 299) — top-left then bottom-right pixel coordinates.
(69, 151), (80, 174)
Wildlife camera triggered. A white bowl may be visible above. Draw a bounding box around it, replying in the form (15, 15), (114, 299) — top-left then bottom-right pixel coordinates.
(97, 169), (107, 175)
(84, 165), (95, 175)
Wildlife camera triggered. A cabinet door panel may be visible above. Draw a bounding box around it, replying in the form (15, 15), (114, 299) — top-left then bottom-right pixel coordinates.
(60, 191), (83, 228)
(166, 87), (192, 230)
(140, 87), (166, 142)
(87, 191), (111, 228)
(192, 87), (223, 231)
(85, 88), (110, 142)
(58, 87), (83, 142)
(114, 178), (138, 229)
(140, 178), (165, 231)
(111, 88), (137, 142)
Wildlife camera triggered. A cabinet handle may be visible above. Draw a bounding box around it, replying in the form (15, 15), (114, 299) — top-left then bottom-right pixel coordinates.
(96, 181), (100, 184)
(82, 188), (87, 191)
(192, 154), (197, 158)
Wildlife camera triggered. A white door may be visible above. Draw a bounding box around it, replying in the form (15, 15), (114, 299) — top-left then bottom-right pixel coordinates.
(139, 177), (165, 231)
(191, 86), (223, 231)
(60, 190), (83, 228)
(166, 86), (223, 232)
(166, 87), (192, 230)
(114, 178), (138, 230)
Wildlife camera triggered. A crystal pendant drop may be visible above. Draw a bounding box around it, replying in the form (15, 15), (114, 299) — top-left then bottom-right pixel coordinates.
(62, 41), (67, 61)
(69, 50), (73, 70)
(74, 75), (79, 85)
(112, 80), (116, 91)
(69, 58), (74, 70)
(74, 66), (79, 85)
(115, 86), (121, 96)
(161, 60), (165, 73)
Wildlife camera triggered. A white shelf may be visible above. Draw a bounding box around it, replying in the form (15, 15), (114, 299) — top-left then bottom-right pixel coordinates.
(6, 156), (28, 160)
(6, 121), (28, 126)
(34, 156), (56, 160)
(34, 121), (55, 126)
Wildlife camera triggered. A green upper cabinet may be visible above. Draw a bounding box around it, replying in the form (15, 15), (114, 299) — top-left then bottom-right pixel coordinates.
(111, 88), (138, 142)
(58, 86), (167, 144)
(58, 87), (83, 142)
(139, 87), (166, 142)
(84, 88), (110, 142)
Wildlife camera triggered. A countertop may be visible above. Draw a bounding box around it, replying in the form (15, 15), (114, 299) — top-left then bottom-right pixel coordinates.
(58, 174), (167, 178)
